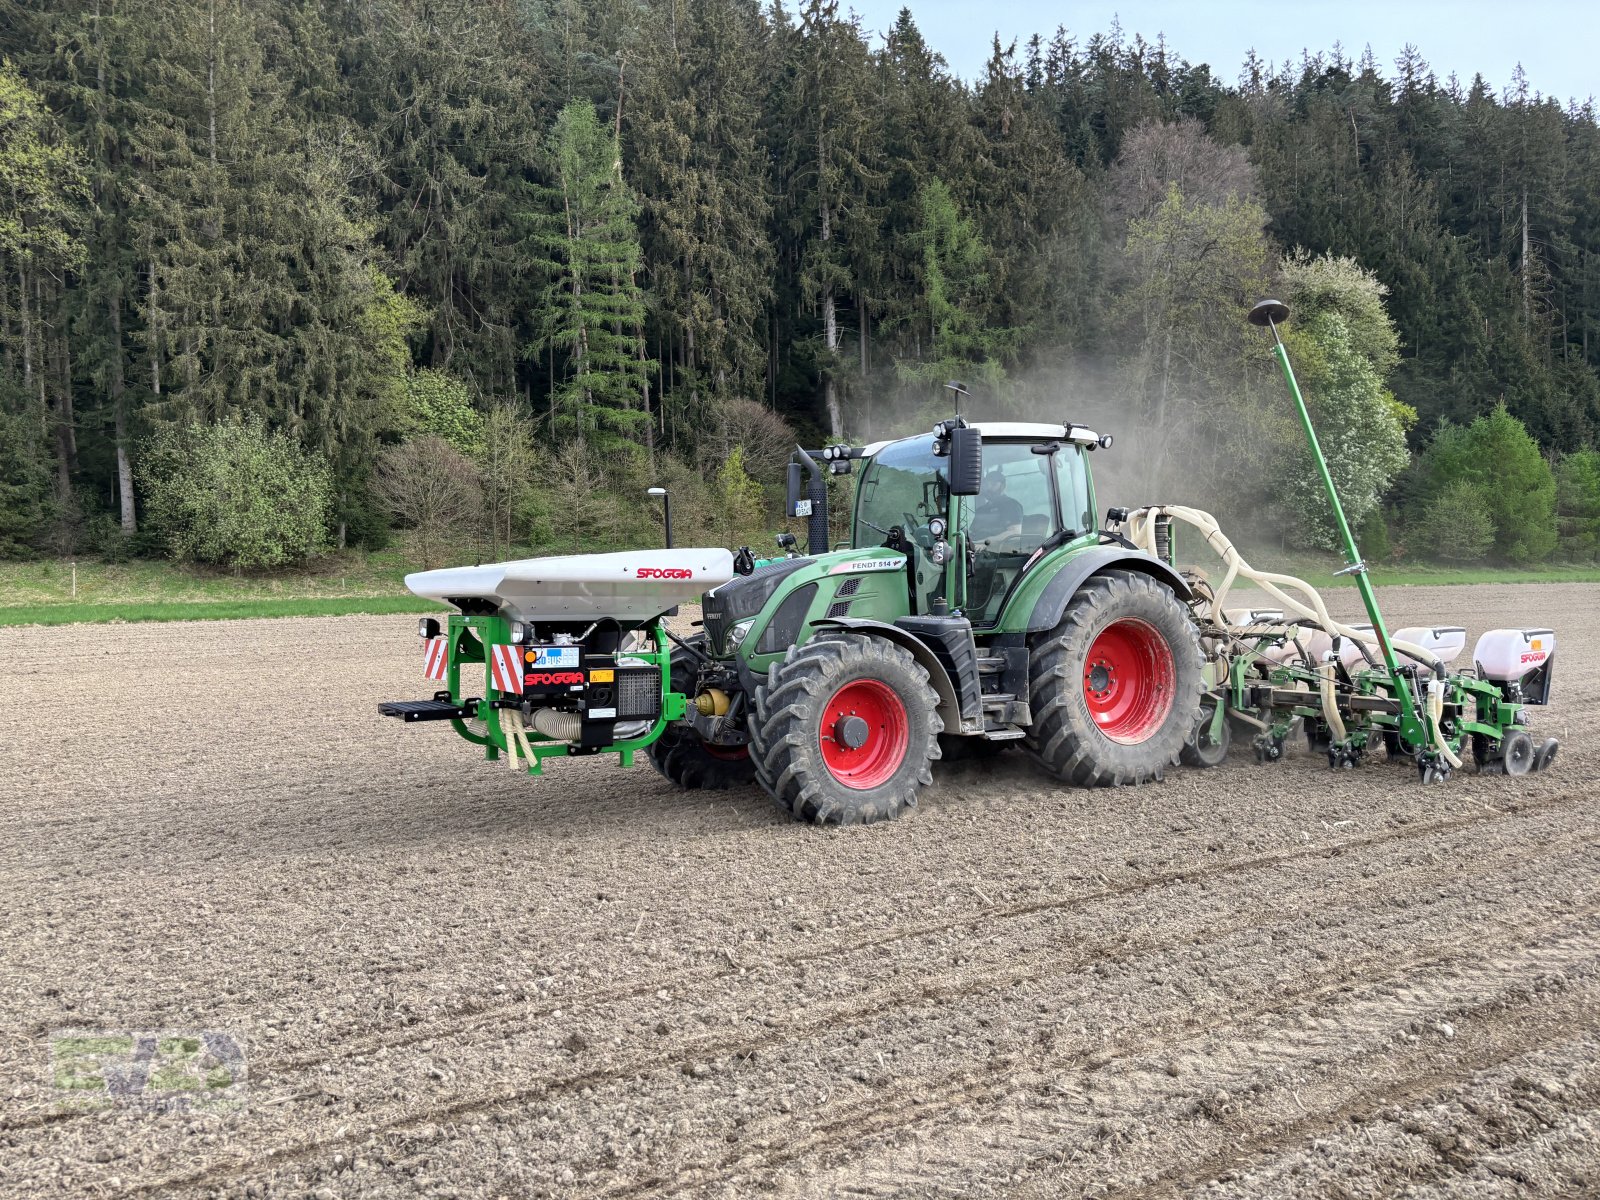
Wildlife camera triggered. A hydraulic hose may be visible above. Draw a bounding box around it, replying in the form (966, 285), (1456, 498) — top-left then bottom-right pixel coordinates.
(1124, 506), (1443, 671)
(1125, 505), (1459, 767)
(1429, 680), (1463, 770)
(1319, 662), (1347, 744)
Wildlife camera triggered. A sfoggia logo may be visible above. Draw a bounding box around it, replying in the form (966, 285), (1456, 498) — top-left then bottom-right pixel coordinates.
(636, 567), (693, 579)
(525, 671), (585, 686)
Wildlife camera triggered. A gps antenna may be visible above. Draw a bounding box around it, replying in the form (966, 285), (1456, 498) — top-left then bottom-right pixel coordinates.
(944, 379), (969, 420)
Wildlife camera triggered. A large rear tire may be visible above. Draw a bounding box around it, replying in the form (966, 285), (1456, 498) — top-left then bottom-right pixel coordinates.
(647, 637), (756, 790)
(1026, 571), (1204, 786)
(750, 632), (941, 825)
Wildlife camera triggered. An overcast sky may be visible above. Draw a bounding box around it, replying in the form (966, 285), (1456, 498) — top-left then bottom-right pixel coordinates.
(839, 1), (1598, 108)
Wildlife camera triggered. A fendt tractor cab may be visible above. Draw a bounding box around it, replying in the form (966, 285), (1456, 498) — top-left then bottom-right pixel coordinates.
(383, 303), (1558, 824)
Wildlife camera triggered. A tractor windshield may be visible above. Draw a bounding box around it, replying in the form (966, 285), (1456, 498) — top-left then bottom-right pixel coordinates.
(854, 437), (948, 612)
(854, 438), (946, 541)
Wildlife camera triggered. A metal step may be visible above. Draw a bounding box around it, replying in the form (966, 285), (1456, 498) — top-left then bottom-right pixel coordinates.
(379, 698), (475, 723)
(981, 726), (1027, 741)
(980, 692), (1032, 726)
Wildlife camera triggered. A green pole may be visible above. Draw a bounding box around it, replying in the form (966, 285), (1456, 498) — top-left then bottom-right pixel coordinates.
(1256, 311), (1425, 742)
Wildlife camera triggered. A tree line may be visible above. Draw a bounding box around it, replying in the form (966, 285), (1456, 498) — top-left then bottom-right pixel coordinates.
(3, 0), (1600, 568)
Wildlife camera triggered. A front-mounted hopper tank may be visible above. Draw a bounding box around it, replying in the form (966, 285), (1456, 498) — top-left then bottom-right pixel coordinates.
(404, 548), (734, 623)
(380, 548), (736, 776)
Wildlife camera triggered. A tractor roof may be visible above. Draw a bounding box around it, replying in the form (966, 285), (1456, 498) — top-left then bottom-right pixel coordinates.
(862, 422), (1104, 457)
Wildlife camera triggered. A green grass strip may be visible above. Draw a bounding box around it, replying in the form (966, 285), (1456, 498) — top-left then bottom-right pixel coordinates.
(0, 595), (447, 627)
(1243, 564), (1600, 588)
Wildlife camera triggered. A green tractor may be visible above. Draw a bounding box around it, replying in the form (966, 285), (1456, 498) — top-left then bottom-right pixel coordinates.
(649, 417), (1206, 823)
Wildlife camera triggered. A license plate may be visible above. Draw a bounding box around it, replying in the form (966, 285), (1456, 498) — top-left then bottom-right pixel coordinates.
(526, 645), (580, 669)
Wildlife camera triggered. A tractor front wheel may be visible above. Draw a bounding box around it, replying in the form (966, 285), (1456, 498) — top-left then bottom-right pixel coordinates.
(648, 637), (757, 790)
(750, 632), (941, 824)
(1026, 571), (1204, 786)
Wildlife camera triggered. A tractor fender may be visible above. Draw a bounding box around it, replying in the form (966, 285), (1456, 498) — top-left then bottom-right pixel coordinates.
(1024, 547), (1192, 635)
(808, 617), (967, 731)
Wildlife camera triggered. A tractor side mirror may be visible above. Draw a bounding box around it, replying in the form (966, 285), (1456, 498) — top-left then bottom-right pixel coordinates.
(947, 426), (982, 496)
(785, 461), (803, 516)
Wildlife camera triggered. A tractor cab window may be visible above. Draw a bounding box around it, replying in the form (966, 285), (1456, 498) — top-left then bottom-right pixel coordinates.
(854, 438), (948, 612)
(1055, 446), (1094, 535)
(966, 441), (1064, 627)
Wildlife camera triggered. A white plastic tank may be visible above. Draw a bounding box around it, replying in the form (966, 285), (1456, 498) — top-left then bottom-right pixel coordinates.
(405, 548), (735, 622)
(1304, 623), (1375, 669)
(1473, 628), (1555, 682)
(1392, 626), (1467, 667)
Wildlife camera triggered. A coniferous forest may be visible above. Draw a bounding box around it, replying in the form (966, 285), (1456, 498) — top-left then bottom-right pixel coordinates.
(4, 0), (1600, 568)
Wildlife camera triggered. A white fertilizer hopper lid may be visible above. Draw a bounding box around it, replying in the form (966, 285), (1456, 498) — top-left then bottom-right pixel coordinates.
(406, 548), (735, 623)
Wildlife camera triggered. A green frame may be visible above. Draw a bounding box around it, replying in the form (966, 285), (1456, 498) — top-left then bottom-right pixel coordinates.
(436, 612), (685, 775)
(1214, 616), (1526, 762)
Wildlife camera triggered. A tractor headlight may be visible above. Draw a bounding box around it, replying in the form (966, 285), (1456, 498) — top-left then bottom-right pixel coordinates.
(928, 517), (947, 539)
(418, 617), (440, 640)
(727, 618), (756, 649)
(509, 621), (527, 644)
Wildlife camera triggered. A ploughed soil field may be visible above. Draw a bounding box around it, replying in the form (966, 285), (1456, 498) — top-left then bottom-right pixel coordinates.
(2, 583), (1597, 1199)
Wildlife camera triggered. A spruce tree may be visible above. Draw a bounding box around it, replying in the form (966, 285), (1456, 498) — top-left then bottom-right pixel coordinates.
(0, 60), (88, 533)
(340, 0), (544, 393)
(530, 99), (655, 454)
(626, 0), (775, 451)
(897, 179), (1010, 387)
(769, 0), (880, 438)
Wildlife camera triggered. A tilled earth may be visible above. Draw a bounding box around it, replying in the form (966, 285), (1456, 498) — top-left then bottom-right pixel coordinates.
(1, 583), (1596, 1199)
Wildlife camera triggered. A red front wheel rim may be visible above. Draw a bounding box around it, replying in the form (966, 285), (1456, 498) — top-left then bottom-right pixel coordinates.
(819, 679), (909, 790)
(1083, 618), (1176, 744)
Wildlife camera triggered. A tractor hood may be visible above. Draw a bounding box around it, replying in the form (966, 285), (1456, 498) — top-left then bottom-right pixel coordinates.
(405, 548), (735, 623)
(700, 547), (910, 657)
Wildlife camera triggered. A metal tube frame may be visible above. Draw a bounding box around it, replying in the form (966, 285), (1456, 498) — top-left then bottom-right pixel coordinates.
(440, 612), (683, 774)
(1259, 317), (1433, 753)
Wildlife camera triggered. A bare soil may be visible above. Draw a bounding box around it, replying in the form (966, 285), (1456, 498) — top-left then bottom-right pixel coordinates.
(1, 583), (1596, 1199)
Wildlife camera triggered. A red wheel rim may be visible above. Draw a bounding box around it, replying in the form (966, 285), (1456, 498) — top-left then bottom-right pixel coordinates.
(1082, 618), (1176, 744)
(819, 679), (909, 790)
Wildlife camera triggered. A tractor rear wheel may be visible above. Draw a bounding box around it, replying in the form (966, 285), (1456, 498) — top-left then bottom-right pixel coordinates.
(750, 632), (941, 824)
(1026, 571), (1204, 786)
(648, 636), (756, 790)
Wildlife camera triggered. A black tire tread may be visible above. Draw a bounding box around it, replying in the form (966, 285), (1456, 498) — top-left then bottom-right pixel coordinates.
(1024, 571), (1205, 787)
(749, 632), (942, 825)
(647, 638), (756, 791)
(1178, 700), (1230, 768)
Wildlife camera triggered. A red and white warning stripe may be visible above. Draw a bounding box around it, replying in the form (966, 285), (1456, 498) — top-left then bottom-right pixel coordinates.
(422, 636), (449, 681)
(489, 643), (524, 695)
